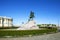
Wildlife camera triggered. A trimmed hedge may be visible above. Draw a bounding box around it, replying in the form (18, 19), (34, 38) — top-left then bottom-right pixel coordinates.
(0, 28), (57, 37)
(0, 27), (18, 29)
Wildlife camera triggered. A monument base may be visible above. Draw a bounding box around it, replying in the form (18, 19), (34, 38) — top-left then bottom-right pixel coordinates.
(17, 20), (39, 30)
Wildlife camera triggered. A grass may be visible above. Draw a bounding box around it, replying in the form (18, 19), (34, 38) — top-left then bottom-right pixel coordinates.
(0, 27), (57, 37)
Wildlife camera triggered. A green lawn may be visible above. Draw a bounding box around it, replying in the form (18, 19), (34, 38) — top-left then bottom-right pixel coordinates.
(0, 28), (57, 37)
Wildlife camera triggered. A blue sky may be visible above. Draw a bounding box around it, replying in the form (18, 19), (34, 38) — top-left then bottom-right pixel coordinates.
(0, 0), (60, 25)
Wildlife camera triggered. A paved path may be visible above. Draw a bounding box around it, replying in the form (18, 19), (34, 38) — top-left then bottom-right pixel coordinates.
(0, 32), (60, 40)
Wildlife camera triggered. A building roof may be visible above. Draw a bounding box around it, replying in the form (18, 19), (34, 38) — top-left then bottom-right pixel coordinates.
(0, 16), (12, 19)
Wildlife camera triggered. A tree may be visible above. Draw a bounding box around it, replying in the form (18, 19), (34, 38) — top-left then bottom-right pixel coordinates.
(28, 11), (35, 21)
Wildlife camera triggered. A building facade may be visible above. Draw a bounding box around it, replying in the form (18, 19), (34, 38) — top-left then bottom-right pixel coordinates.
(0, 16), (13, 27)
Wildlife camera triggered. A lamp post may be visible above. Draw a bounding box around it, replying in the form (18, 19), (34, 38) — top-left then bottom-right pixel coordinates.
(58, 19), (59, 28)
(57, 19), (60, 32)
